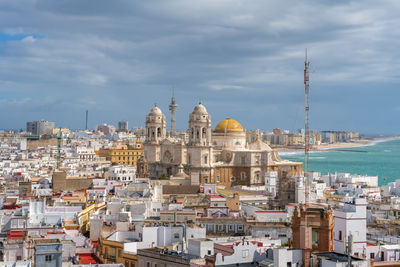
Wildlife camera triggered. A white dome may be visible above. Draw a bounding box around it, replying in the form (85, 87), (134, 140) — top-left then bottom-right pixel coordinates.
(149, 106), (163, 116)
(192, 104), (208, 115)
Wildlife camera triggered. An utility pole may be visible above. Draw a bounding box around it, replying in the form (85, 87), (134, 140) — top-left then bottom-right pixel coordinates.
(304, 48), (310, 204)
(347, 234), (353, 267)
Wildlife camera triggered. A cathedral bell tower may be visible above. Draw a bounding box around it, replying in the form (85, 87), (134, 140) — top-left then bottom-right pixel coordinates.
(145, 105), (166, 144)
(188, 103), (211, 146)
(187, 103), (213, 185)
(144, 105), (166, 164)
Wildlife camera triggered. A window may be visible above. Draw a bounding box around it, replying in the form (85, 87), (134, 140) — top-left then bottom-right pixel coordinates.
(131, 263), (135, 267)
(16, 256), (22, 261)
(204, 155), (208, 164)
(339, 231), (342, 241)
(242, 249), (249, 258)
(126, 261), (129, 267)
(241, 156), (246, 165)
(312, 231), (319, 246)
(174, 233), (180, 239)
(240, 172), (246, 180)
(238, 225), (244, 231)
(370, 253), (375, 259)
(147, 263), (150, 267)
(218, 224), (224, 231)
(45, 255), (52, 262)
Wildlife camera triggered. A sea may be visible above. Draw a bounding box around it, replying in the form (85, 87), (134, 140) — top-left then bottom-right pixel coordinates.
(279, 138), (400, 186)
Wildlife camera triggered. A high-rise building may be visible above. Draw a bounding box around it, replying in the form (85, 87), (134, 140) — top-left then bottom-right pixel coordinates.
(96, 123), (116, 135)
(118, 120), (129, 132)
(26, 120), (55, 136)
(273, 128), (283, 135)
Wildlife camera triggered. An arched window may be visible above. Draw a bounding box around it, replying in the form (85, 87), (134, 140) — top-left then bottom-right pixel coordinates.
(202, 128), (206, 138)
(191, 128), (194, 138)
(204, 155), (208, 164)
(196, 130), (200, 139)
(157, 128), (161, 137)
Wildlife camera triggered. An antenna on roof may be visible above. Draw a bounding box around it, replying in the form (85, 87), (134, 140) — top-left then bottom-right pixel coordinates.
(304, 48), (310, 204)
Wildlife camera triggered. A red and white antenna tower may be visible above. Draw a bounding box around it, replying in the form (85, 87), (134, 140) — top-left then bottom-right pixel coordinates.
(304, 48), (310, 204)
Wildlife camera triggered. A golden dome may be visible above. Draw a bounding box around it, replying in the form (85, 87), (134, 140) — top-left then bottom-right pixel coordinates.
(214, 118), (244, 133)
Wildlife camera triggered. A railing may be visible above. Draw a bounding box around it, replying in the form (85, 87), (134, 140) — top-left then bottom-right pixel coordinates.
(367, 234), (400, 245)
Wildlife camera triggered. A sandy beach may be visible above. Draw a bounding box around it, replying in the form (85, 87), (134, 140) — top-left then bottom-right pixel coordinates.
(275, 138), (374, 153)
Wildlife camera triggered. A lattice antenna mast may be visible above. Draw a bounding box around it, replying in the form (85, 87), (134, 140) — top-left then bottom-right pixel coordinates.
(304, 49), (310, 204)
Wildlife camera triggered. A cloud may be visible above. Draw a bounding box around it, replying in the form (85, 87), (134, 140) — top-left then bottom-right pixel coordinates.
(0, 0), (399, 134)
(78, 74), (108, 86)
(207, 84), (244, 91)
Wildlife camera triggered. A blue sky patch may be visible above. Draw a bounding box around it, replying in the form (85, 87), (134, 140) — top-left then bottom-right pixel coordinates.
(0, 32), (43, 43)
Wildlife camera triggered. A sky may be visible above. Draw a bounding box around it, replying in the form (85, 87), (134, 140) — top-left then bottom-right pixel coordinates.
(0, 0), (400, 135)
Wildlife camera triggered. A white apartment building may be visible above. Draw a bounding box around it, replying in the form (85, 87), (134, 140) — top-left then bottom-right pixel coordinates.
(334, 197), (367, 257)
(265, 171), (277, 197)
(107, 165), (136, 184)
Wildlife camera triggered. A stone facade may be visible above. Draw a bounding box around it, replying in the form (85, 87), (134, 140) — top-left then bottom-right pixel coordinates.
(144, 103), (303, 186)
(52, 171), (93, 193)
(292, 206), (334, 267)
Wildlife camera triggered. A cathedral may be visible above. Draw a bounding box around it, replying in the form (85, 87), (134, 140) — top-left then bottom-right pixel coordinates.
(142, 99), (302, 187)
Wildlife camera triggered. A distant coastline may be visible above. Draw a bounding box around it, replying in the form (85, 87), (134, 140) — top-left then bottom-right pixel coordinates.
(277, 136), (400, 156)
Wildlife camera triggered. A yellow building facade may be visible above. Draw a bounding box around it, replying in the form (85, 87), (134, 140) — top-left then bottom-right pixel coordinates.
(288, 134), (303, 146)
(97, 238), (137, 266)
(96, 143), (144, 167)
